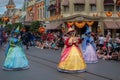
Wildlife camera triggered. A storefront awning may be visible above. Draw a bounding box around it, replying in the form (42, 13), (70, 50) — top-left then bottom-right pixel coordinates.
(89, 0), (96, 5)
(104, 0), (114, 5)
(74, 0), (85, 4)
(116, 22), (120, 29)
(104, 21), (120, 29)
(45, 22), (63, 30)
(61, 0), (69, 6)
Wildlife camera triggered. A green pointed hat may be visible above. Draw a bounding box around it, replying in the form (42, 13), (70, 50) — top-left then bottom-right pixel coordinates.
(14, 26), (20, 33)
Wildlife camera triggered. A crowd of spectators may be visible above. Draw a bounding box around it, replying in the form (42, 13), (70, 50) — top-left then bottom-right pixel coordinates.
(0, 26), (120, 61)
(21, 31), (64, 50)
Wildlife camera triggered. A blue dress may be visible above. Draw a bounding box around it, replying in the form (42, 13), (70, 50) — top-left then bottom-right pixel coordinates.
(82, 35), (98, 63)
(3, 37), (29, 70)
(82, 36), (96, 52)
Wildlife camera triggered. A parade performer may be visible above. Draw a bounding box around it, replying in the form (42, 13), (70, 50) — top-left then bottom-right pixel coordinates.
(2, 26), (29, 70)
(82, 26), (98, 63)
(57, 25), (86, 73)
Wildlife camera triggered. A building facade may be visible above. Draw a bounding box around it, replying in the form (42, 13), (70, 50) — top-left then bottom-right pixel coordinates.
(61, 0), (120, 37)
(26, 0), (36, 21)
(26, 0), (45, 21)
(2, 0), (24, 24)
(4, 0), (16, 24)
(25, 0), (120, 37)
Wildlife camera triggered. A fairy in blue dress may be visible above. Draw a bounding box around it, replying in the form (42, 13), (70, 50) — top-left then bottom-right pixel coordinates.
(2, 26), (29, 70)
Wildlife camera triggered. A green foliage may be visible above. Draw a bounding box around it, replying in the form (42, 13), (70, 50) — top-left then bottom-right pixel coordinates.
(5, 22), (23, 33)
(30, 21), (42, 32)
(4, 21), (43, 33)
(13, 23), (23, 28)
(0, 18), (3, 24)
(5, 24), (14, 33)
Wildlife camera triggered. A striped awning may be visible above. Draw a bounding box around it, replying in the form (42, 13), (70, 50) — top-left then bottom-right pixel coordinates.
(104, 0), (114, 5)
(104, 21), (120, 29)
(45, 22), (63, 30)
(116, 22), (120, 29)
(89, 0), (96, 5)
(61, 0), (69, 6)
(74, 0), (85, 4)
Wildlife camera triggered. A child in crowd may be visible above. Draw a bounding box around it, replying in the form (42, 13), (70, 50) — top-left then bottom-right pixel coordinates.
(51, 39), (59, 50)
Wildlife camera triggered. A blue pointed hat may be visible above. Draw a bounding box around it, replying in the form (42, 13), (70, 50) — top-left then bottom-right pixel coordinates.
(85, 26), (91, 34)
(14, 26), (20, 33)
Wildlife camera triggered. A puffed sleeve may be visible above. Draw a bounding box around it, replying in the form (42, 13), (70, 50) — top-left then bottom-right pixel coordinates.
(10, 38), (16, 47)
(78, 38), (81, 44)
(65, 38), (72, 47)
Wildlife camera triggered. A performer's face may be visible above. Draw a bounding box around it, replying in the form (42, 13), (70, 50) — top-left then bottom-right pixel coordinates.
(87, 33), (91, 36)
(69, 32), (74, 36)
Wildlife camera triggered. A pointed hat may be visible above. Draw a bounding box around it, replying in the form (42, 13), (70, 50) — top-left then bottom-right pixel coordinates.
(14, 26), (20, 33)
(67, 24), (75, 34)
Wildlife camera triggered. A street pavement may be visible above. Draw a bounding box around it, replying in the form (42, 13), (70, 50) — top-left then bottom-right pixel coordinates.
(0, 46), (120, 80)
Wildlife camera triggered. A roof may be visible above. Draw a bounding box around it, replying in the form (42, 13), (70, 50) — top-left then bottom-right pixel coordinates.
(7, 0), (15, 6)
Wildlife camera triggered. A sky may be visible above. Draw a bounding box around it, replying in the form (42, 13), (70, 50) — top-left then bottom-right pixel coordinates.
(0, 0), (24, 14)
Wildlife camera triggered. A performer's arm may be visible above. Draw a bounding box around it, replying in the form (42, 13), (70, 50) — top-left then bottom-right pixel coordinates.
(65, 38), (72, 47)
(10, 40), (16, 47)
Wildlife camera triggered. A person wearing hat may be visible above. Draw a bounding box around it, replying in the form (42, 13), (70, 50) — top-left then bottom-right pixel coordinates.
(82, 26), (98, 63)
(2, 26), (29, 71)
(57, 24), (86, 73)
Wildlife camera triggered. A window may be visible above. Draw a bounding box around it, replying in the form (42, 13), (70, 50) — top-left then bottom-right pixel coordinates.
(39, 8), (42, 19)
(90, 4), (96, 11)
(50, 10), (56, 16)
(74, 4), (85, 12)
(37, 9), (39, 19)
(63, 6), (69, 13)
(42, 7), (45, 18)
(116, 6), (120, 11)
(104, 5), (114, 11)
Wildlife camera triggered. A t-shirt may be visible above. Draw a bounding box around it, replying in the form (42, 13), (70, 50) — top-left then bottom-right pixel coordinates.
(99, 37), (104, 44)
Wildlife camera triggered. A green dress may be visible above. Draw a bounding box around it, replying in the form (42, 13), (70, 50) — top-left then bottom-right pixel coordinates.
(3, 37), (29, 70)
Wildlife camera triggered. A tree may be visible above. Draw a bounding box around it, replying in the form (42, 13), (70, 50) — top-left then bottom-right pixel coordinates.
(5, 22), (23, 33)
(13, 23), (22, 28)
(5, 24), (14, 33)
(30, 21), (42, 32)
(0, 18), (3, 24)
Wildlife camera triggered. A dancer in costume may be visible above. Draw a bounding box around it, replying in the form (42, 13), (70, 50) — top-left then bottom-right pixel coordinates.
(82, 26), (98, 63)
(57, 25), (86, 73)
(2, 26), (29, 70)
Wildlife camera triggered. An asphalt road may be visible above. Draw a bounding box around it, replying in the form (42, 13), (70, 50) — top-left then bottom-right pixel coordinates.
(0, 46), (120, 80)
